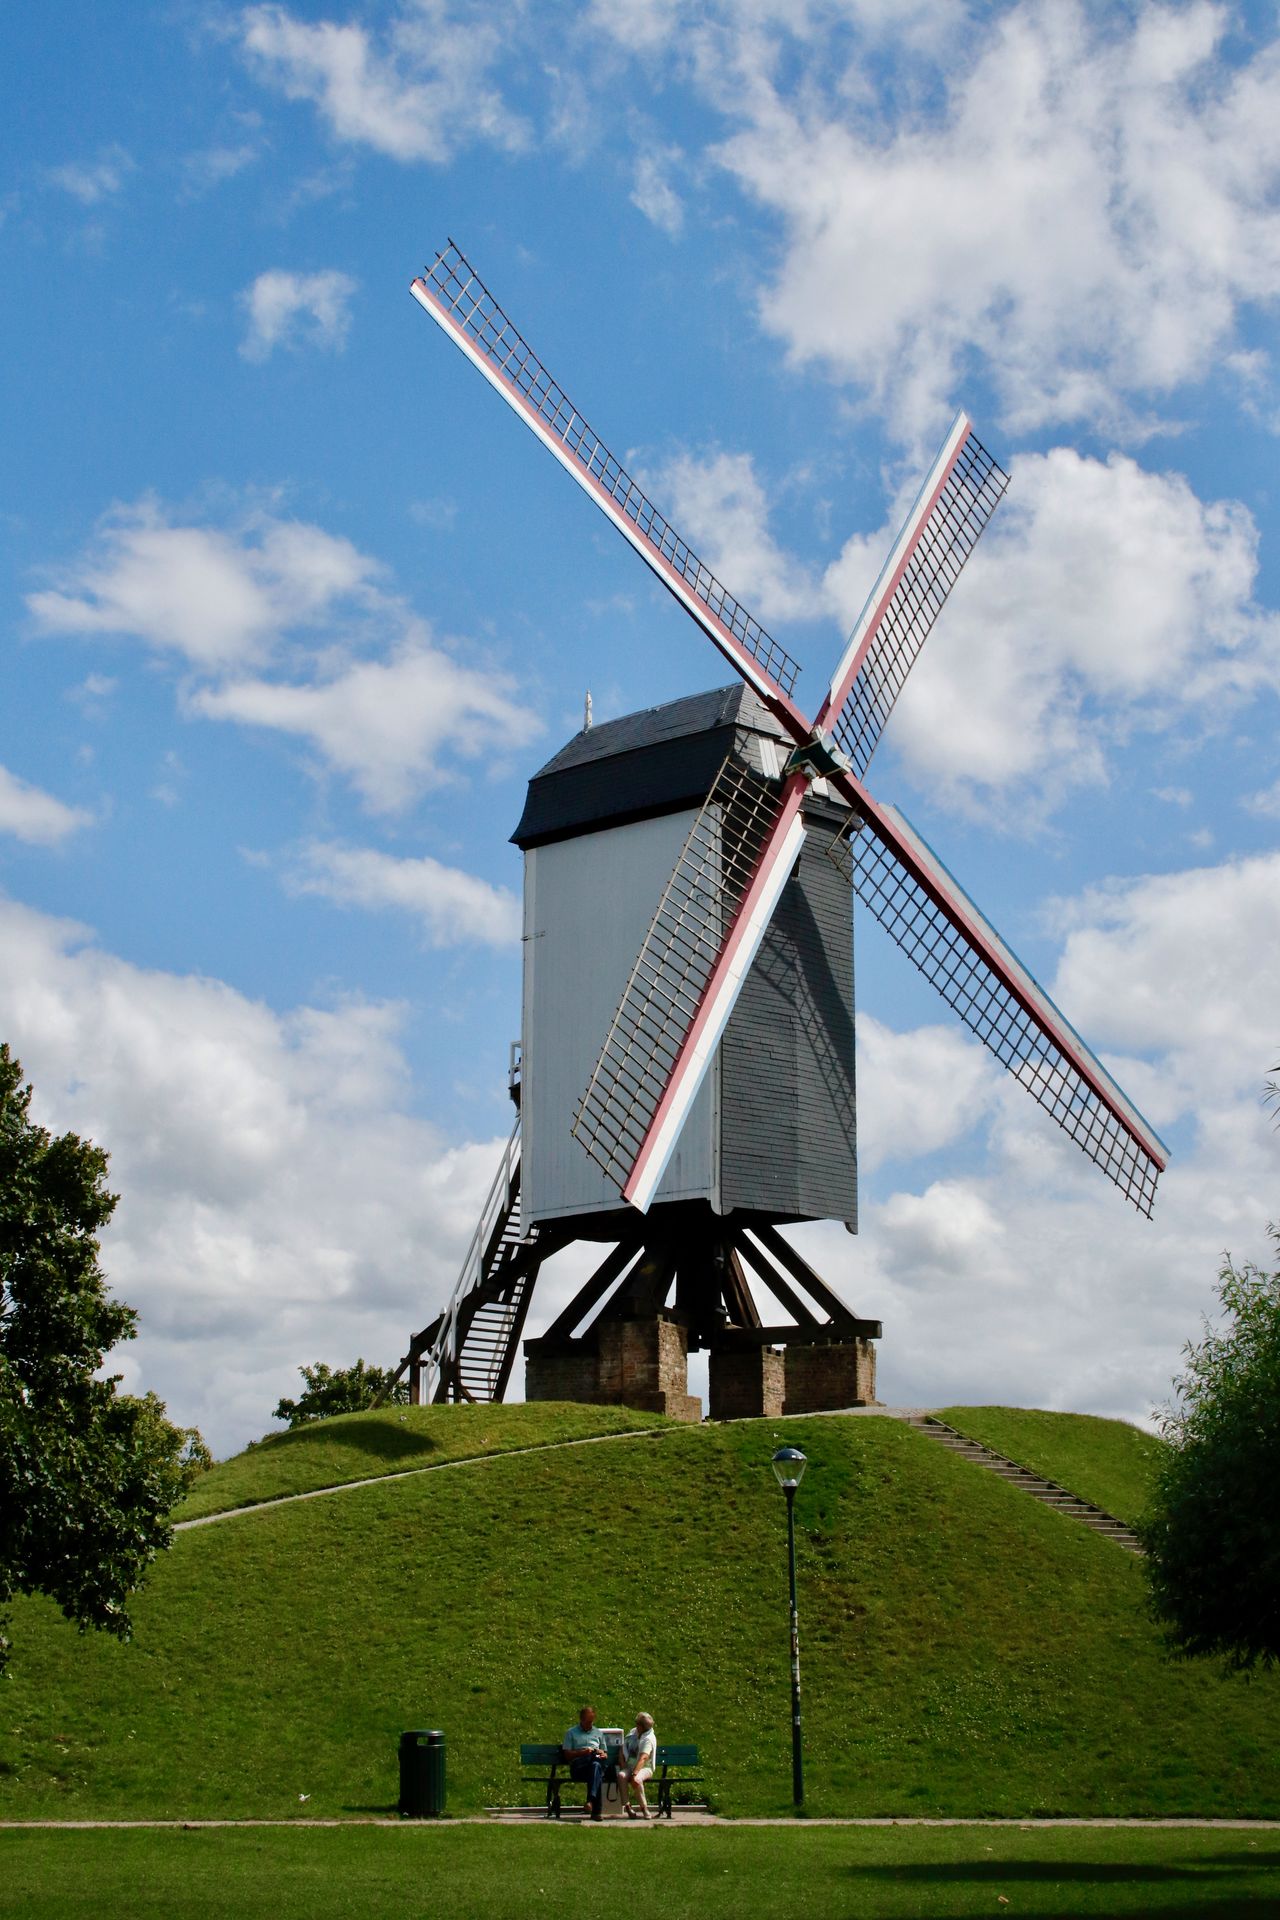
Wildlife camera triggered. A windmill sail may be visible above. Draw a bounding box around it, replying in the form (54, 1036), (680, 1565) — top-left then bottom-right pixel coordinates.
(411, 243), (803, 711)
(412, 239), (1166, 1217)
(828, 803), (1168, 1215)
(574, 759), (807, 1212)
(817, 416), (1009, 777)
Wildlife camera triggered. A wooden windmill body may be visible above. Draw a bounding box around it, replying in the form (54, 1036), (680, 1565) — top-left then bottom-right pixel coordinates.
(511, 683), (875, 1420)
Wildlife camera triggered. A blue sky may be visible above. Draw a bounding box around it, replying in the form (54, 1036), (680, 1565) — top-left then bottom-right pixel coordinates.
(3, 0), (1279, 1452)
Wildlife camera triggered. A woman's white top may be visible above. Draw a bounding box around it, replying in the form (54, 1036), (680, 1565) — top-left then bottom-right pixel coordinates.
(623, 1728), (657, 1769)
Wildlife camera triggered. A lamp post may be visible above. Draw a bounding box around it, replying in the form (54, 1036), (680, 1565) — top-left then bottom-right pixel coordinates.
(771, 1444), (807, 1808)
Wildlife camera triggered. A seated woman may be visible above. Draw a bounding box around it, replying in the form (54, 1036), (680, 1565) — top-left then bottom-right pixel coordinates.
(616, 1712), (657, 1820)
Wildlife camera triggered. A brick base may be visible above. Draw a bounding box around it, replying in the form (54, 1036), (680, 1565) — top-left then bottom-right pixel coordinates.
(523, 1345), (601, 1405)
(783, 1339), (877, 1414)
(708, 1346), (786, 1420)
(525, 1314), (702, 1422)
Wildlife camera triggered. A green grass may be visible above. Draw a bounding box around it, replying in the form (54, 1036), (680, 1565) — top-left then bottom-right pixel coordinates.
(939, 1407), (1166, 1527)
(4, 1826), (1280, 1919)
(179, 1402), (672, 1519)
(4, 1411), (1279, 1824)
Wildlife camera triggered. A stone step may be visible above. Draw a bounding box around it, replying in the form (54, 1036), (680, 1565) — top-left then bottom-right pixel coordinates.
(912, 1416), (1144, 1555)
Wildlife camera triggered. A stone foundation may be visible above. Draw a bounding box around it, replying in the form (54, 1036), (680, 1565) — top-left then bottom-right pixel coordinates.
(783, 1338), (877, 1414)
(525, 1313), (701, 1422)
(708, 1346), (786, 1420)
(598, 1316), (700, 1419)
(523, 1343), (601, 1405)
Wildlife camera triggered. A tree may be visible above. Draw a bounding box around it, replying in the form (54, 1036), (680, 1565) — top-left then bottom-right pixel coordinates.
(273, 1358), (408, 1428)
(1141, 1227), (1280, 1671)
(0, 1043), (203, 1675)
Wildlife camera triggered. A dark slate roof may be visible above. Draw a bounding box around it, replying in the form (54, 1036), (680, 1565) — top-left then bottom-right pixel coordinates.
(511, 684), (793, 849)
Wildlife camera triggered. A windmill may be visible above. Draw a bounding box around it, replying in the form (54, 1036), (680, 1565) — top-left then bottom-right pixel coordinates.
(387, 242), (1168, 1419)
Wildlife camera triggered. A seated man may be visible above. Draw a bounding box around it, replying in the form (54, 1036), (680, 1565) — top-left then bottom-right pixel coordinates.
(562, 1704), (609, 1821)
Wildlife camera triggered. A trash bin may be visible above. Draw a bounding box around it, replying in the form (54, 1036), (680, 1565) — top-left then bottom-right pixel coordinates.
(399, 1729), (446, 1817)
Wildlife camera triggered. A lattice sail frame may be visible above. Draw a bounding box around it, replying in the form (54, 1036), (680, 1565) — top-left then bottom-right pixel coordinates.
(827, 809), (1168, 1216)
(412, 243), (801, 703)
(573, 757), (805, 1209)
(820, 420), (1010, 778)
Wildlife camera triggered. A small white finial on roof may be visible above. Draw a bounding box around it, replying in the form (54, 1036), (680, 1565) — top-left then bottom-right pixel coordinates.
(583, 690), (593, 731)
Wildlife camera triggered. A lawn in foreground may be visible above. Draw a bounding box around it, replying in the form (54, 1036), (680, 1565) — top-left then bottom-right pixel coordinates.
(2, 1824), (1278, 1919)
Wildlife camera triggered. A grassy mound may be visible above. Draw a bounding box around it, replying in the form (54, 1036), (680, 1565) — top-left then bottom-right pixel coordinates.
(938, 1407), (1165, 1527)
(179, 1402), (671, 1520)
(3, 1411), (1278, 1822)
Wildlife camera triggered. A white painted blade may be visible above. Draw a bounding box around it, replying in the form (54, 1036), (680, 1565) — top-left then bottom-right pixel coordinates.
(829, 798), (1168, 1214)
(411, 243), (806, 724)
(817, 415), (1009, 778)
(573, 762), (808, 1212)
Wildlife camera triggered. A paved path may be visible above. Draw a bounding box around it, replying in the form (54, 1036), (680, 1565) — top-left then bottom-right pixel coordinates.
(5, 1815), (1280, 1830)
(174, 1426), (667, 1531)
(176, 1409), (941, 1531)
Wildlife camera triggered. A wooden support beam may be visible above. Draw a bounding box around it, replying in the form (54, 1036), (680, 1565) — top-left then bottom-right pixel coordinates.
(733, 1229), (824, 1329)
(722, 1243), (762, 1329)
(491, 1260), (542, 1401)
(750, 1221), (861, 1329)
(711, 1321), (882, 1349)
(618, 1244), (678, 1316)
(540, 1230), (645, 1341)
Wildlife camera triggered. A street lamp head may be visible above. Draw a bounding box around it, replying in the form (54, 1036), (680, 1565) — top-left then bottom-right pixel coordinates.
(771, 1445), (807, 1490)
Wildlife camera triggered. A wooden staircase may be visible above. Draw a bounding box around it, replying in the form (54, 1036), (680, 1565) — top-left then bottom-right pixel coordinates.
(906, 1414), (1144, 1554)
(386, 1120), (548, 1404)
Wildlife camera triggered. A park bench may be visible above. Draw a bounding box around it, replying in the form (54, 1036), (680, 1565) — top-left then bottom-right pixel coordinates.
(519, 1741), (704, 1819)
(652, 1744), (704, 1818)
(519, 1743), (579, 1819)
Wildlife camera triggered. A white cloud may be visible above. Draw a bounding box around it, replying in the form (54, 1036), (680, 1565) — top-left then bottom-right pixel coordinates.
(239, 268), (357, 361)
(181, 142), (260, 196)
(836, 447), (1276, 819)
(589, 0), (961, 59)
(648, 438), (1276, 824)
(631, 148), (685, 235)
(854, 1014), (998, 1172)
(284, 840), (521, 947)
(0, 897), (506, 1455)
(190, 635), (538, 812)
(408, 496), (457, 532)
(47, 144), (134, 205)
(28, 500), (540, 814)
(0, 766), (92, 846)
(711, 0), (1280, 436)
(647, 447), (826, 624)
(1243, 774), (1280, 818)
(239, 1), (527, 163)
(587, 0), (683, 54)
(28, 501), (376, 672)
(1049, 849), (1280, 1114)
(781, 847), (1280, 1426)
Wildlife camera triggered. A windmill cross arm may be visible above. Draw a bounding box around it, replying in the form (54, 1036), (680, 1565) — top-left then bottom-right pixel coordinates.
(827, 780), (1167, 1215)
(410, 244), (808, 731)
(817, 415), (1010, 781)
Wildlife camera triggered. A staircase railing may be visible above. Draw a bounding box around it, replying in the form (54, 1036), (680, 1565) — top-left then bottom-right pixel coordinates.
(421, 1118), (522, 1403)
